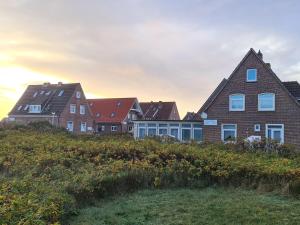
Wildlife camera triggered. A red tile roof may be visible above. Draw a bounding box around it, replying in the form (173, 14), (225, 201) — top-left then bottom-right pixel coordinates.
(87, 98), (137, 123)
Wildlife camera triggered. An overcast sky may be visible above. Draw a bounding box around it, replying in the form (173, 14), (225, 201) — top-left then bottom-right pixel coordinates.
(1, 0), (300, 118)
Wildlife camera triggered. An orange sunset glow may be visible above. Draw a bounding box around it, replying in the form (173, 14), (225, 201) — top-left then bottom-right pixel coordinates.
(1, 1), (300, 120)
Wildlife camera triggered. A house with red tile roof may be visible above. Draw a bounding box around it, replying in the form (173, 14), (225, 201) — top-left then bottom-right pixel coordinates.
(87, 98), (142, 134)
(140, 101), (180, 120)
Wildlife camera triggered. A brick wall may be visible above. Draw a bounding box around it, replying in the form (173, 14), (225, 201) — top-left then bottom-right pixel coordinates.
(203, 51), (300, 147)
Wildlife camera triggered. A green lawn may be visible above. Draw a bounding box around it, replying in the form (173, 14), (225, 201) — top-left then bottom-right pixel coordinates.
(69, 187), (300, 225)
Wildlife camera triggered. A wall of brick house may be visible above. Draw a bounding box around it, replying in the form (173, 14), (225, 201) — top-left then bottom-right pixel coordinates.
(203, 52), (300, 147)
(95, 123), (123, 134)
(59, 85), (94, 134)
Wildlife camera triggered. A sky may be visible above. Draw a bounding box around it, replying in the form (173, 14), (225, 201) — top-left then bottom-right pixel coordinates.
(1, 0), (300, 119)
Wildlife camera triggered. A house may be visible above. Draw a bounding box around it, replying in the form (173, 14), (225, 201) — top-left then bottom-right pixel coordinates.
(197, 48), (300, 146)
(8, 82), (94, 133)
(87, 98), (143, 134)
(140, 101), (180, 120)
(183, 112), (202, 121)
(133, 102), (202, 142)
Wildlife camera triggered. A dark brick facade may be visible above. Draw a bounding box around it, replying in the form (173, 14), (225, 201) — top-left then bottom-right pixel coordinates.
(199, 49), (300, 147)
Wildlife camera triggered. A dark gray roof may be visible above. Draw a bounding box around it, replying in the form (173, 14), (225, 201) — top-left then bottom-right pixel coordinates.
(140, 101), (179, 120)
(282, 81), (300, 102)
(9, 83), (80, 116)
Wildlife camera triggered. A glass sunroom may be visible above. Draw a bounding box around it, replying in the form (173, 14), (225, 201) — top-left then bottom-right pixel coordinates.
(133, 121), (203, 142)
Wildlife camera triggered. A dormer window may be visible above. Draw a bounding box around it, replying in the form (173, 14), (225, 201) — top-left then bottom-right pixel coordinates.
(229, 94), (245, 111)
(58, 90), (64, 96)
(111, 112), (116, 117)
(45, 91), (51, 96)
(40, 90), (45, 95)
(29, 105), (41, 113)
(247, 69), (257, 82)
(96, 113), (100, 117)
(117, 102), (121, 107)
(33, 92), (38, 98)
(76, 91), (81, 99)
(24, 105), (29, 111)
(17, 105), (22, 111)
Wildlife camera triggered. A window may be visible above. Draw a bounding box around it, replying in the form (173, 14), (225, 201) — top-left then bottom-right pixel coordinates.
(222, 124), (237, 142)
(266, 124), (284, 144)
(80, 105), (85, 115)
(182, 129), (191, 141)
(170, 128), (179, 139)
(70, 104), (76, 114)
(67, 121), (73, 132)
(45, 91), (51, 96)
(40, 90), (45, 95)
(258, 93), (275, 111)
(117, 102), (121, 107)
(76, 91), (81, 99)
(193, 128), (203, 142)
(128, 126), (133, 132)
(148, 128), (157, 136)
(229, 94), (245, 111)
(58, 90), (64, 96)
(247, 69), (257, 82)
(254, 124), (261, 132)
(33, 92), (38, 98)
(159, 128), (168, 135)
(111, 112), (116, 117)
(17, 105), (22, 111)
(24, 105), (29, 111)
(111, 126), (117, 132)
(96, 113), (100, 118)
(98, 125), (105, 132)
(138, 124), (146, 138)
(29, 105), (41, 113)
(80, 122), (87, 132)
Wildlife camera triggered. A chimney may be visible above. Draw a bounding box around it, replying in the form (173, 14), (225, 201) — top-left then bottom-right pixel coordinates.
(43, 82), (50, 87)
(58, 82), (63, 86)
(257, 50), (263, 60)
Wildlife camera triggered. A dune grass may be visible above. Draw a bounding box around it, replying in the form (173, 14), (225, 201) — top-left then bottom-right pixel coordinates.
(69, 187), (300, 225)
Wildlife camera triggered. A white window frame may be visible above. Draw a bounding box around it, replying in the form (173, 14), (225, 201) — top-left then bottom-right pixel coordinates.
(80, 105), (85, 115)
(80, 122), (87, 132)
(221, 124), (237, 142)
(265, 124), (284, 144)
(258, 93), (275, 111)
(76, 91), (81, 99)
(29, 105), (41, 113)
(247, 69), (257, 82)
(70, 104), (76, 114)
(67, 121), (74, 132)
(229, 94), (245, 111)
(111, 125), (117, 132)
(254, 124), (260, 132)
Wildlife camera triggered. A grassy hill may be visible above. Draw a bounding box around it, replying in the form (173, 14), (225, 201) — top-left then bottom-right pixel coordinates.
(0, 124), (300, 224)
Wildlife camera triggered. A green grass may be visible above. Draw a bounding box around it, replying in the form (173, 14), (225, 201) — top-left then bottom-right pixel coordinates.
(69, 187), (300, 225)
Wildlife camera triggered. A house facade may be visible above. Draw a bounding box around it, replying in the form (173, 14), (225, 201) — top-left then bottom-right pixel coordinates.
(140, 101), (180, 120)
(88, 98), (143, 134)
(198, 49), (300, 146)
(8, 82), (94, 133)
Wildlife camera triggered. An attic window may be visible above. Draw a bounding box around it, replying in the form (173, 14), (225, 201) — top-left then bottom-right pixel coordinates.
(17, 105), (22, 111)
(33, 92), (38, 98)
(111, 112), (116, 117)
(96, 113), (100, 117)
(76, 91), (81, 99)
(40, 90), (45, 95)
(117, 102), (121, 107)
(58, 90), (64, 96)
(45, 91), (51, 96)
(24, 105), (29, 111)
(247, 69), (257, 82)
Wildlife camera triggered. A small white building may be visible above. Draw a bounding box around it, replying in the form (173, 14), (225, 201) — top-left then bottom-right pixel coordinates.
(133, 120), (203, 142)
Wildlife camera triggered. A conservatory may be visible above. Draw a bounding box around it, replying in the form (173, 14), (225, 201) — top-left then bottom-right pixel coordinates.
(133, 120), (203, 142)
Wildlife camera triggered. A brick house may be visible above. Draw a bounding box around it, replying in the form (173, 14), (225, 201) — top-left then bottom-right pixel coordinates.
(198, 48), (300, 147)
(8, 82), (94, 133)
(140, 101), (180, 120)
(88, 98), (143, 134)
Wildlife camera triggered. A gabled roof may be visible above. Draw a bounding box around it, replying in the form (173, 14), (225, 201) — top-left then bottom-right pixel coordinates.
(140, 101), (179, 120)
(282, 81), (300, 102)
(198, 48), (300, 113)
(183, 112), (202, 121)
(9, 83), (80, 116)
(87, 98), (138, 123)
